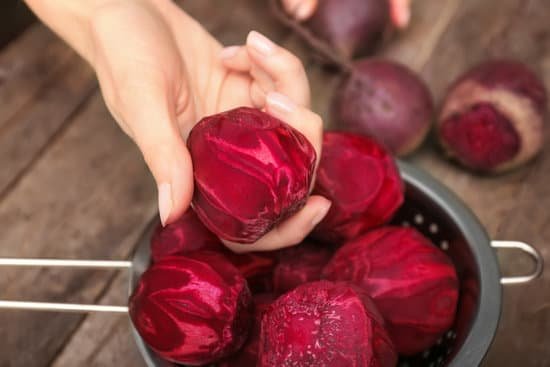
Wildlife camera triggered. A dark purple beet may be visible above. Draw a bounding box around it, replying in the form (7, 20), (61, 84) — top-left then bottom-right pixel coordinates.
(305, 0), (390, 59)
(332, 59), (434, 156)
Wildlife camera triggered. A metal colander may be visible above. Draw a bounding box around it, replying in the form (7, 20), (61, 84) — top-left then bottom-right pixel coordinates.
(0, 161), (543, 367)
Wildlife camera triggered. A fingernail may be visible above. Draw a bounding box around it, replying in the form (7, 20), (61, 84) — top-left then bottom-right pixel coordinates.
(266, 92), (297, 114)
(247, 31), (275, 56)
(294, 2), (312, 20)
(220, 46), (240, 60)
(311, 200), (332, 227)
(158, 182), (172, 226)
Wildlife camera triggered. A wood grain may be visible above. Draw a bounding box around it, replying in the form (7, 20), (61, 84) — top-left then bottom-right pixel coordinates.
(0, 93), (157, 366)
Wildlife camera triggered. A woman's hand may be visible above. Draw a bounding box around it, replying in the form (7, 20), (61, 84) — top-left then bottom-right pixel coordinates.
(25, 0), (330, 252)
(281, 0), (413, 28)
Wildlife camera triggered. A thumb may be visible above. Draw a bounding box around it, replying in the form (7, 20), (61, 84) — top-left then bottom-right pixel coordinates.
(115, 87), (194, 227)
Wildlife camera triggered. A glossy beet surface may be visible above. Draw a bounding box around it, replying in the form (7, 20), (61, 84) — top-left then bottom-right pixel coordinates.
(306, 0), (389, 59)
(332, 59), (434, 156)
(312, 132), (404, 245)
(259, 280), (397, 367)
(273, 242), (332, 294)
(323, 227), (459, 355)
(188, 107), (316, 244)
(438, 59), (547, 172)
(150, 209), (222, 263)
(128, 252), (252, 365)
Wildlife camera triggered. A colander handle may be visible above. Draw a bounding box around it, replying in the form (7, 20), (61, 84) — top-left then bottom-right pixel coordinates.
(0, 258), (131, 313)
(491, 241), (544, 285)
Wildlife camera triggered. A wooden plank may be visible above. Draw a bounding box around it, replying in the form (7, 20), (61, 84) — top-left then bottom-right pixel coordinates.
(0, 24), (75, 129)
(51, 273), (146, 367)
(0, 92), (157, 366)
(0, 53), (96, 198)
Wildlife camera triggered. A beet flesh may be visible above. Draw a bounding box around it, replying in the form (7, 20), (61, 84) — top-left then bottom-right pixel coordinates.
(438, 59), (547, 173)
(129, 252), (252, 365)
(188, 107), (316, 244)
(224, 251), (277, 293)
(259, 280), (397, 367)
(220, 293), (277, 367)
(272, 241), (332, 294)
(150, 209), (223, 263)
(322, 227), (459, 355)
(306, 0), (390, 59)
(332, 59), (434, 156)
(311, 131), (404, 245)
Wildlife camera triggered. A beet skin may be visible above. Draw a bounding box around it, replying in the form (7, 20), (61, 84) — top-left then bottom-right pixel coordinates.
(259, 280), (397, 367)
(438, 59), (547, 172)
(323, 226), (459, 355)
(188, 107), (316, 244)
(311, 131), (404, 245)
(306, 0), (390, 59)
(332, 59), (434, 156)
(129, 252), (252, 365)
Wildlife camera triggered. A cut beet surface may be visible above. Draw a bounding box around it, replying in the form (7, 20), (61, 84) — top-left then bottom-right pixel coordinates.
(259, 280), (397, 367)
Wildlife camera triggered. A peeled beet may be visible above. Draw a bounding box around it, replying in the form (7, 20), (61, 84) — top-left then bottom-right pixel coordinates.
(150, 209), (223, 263)
(332, 59), (434, 155)
(220, 293), (277, 367)
(188, 107), (316, 244)
(259, 280), (397, 367)
(305, 0), (390, 59)
(322, 227), (459, 355)
(129, 252), (252, 365)
(312, 131), (404, 245)
(224, 251), (277, 293)
(272, 241), (332, 294)
(438, 59), (547, 172)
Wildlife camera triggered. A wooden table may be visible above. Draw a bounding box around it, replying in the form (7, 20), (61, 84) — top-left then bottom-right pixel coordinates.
(0, 0), (548, 366)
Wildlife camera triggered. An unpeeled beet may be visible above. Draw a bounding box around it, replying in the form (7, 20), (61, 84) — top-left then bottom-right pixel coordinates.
(332, 59), (434, 156)
(259, 280), (397, 367)
(305, 0), (390, 59)
(129, 252), (252, 365)
(323, 226), (459, 355)
(188, 107), (316, 244)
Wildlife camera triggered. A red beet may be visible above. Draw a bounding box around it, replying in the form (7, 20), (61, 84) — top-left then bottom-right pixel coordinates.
(332, 59), (434, 156)
(220, 293), (277, 367)
(224, 251), (277, 293)
(311, 132), (404, 245)
(272, 241), (332, 293)
(438, 60), (547, 172)
(306, 0), (390, 59)
(150, 209), (223, 263)
(259, 280), (397, 367)
(129, 252), (252, 365)
(188, 107), (316, 244)
(322, 226), (459, 355)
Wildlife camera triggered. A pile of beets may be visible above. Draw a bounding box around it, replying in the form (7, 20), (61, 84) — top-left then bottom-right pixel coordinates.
(129, 107), (460, 366)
